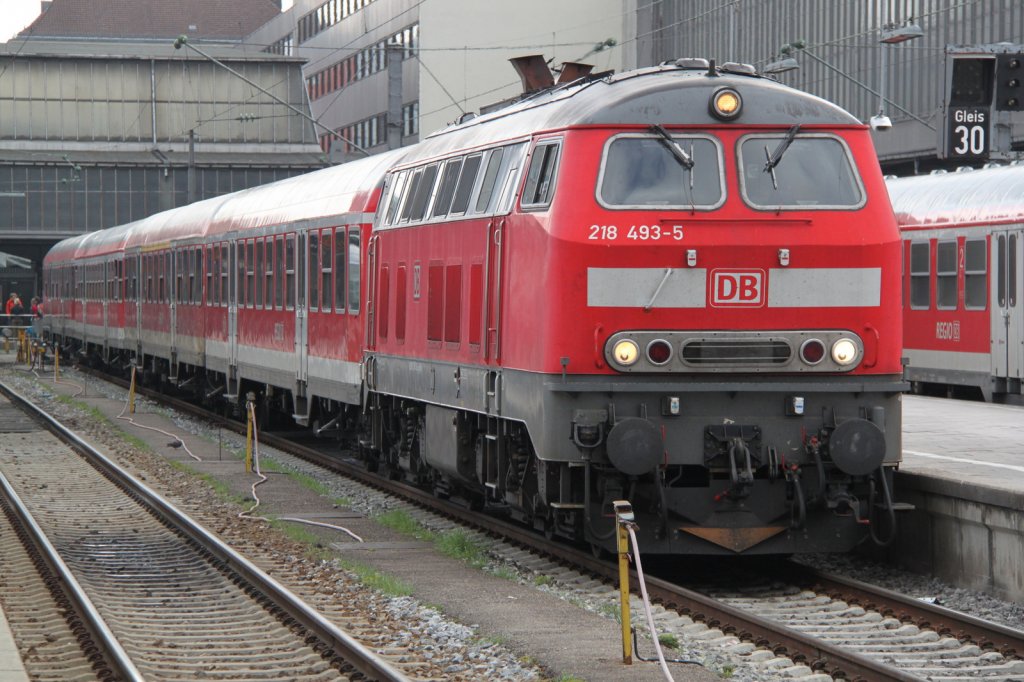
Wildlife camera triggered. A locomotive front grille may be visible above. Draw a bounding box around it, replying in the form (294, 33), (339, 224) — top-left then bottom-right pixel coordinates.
(681, 339), (791, 366)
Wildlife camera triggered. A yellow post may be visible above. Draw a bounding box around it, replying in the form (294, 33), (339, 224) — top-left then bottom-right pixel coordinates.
(53, 344), (60, 382)
(613, 500), (635, 665)
(128, 365), (137, 415)
(245, 400), (254, 473)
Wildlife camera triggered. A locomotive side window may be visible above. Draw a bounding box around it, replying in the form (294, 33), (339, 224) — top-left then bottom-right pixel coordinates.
(936, 241), (957, 310)
(432, 158), (463, 217)
(964, 238), (986, 310)
(383, 171), (408, 225)
(449, 154), (482, 215)
(494, 143), (528, 214)
(399, 169), (423, 223)
(738, 134), (864, 209)
(474, 148), (504, 213)
(522, 140), (561, 209)
(407, 163), (438, 221)
(598, 133), (723, 208)
(910, 242), (930, 309)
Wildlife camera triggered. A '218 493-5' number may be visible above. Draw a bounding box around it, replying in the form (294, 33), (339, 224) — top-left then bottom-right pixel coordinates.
(587, 224), (684, 241)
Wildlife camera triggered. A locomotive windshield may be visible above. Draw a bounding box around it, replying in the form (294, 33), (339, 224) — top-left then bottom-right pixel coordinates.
(598, 133), (724, 209)
(738, 133), (865, 209)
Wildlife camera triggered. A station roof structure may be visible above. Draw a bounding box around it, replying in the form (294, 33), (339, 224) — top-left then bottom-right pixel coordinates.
(19, 0), (282, 42)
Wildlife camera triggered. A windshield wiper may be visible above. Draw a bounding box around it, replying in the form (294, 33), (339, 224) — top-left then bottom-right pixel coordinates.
(763, 124), (801, 190)
(650, 124), (694, 170)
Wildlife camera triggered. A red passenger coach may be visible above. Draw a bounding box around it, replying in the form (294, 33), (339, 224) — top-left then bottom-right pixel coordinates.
(44, 58), (906, 556)
(888, 165), (1024, 403)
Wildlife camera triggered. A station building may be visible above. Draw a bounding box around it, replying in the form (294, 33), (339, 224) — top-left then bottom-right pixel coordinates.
(245, 0), (632, 160)
(0, 0), (326, 299)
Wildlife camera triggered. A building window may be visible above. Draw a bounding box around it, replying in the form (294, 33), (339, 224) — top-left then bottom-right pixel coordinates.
(403, 101), (419, 138)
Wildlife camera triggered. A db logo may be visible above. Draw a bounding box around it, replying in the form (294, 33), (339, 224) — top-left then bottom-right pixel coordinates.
(711, 269), (765, 307)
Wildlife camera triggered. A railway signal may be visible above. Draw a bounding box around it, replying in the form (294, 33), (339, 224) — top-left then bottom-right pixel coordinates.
(942, 44), (1024, 160)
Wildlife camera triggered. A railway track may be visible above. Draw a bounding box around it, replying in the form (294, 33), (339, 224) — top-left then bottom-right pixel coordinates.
(32, 366), (1024, 681)
(0, 381), (411, 681)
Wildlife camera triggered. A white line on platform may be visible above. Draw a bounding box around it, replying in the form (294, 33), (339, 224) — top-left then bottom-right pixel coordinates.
(904, 450), (1024, 474)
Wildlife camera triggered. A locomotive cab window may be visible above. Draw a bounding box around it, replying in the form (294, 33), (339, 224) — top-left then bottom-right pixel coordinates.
(597, 133), (724, 209)
(738, 133), (864, 209)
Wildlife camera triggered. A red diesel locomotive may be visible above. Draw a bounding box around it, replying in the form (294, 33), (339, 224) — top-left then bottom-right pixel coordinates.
(43, 58), (905, 555)
(888, 165), (1024, 403)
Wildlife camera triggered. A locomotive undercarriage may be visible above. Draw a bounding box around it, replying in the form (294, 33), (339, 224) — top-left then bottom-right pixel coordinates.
(45, 332), (905, 556)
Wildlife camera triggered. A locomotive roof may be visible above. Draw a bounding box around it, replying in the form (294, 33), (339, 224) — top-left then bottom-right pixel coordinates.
(407, 64), (861, 162)
(887, 165), (1024, 228)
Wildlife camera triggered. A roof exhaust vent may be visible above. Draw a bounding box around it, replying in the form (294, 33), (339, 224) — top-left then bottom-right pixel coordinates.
(557, 61), (594, 83)
(510, 55), (555, 93)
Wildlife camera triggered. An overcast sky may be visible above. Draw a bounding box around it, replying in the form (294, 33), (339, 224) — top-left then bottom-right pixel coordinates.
(0, 0), (42, 43)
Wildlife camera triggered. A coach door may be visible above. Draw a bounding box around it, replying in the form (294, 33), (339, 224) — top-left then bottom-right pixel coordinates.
(228, 242), (239, 375)
(992, 229), (1024, 381)
(296, 232), (308, 385)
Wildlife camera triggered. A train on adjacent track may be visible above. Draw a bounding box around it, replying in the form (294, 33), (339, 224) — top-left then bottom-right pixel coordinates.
(42, 57), (906, 556)
(888, 165), (1024, 404)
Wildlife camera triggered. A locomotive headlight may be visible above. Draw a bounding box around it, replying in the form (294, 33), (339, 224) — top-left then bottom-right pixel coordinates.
(710, 87), (742, 120)
(612, 339), (640, 367)
(831, 338), (858, 366)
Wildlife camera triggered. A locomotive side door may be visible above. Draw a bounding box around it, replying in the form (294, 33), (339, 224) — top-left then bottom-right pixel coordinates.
(992, 228), (1023, 382)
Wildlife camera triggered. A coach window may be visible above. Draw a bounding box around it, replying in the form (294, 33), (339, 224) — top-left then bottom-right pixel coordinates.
(600, 133), (724, 209)
(286, 234), (296, 310)
(264, 239), (274, 309)
(964, 239), (986, 310)
(522, 140), (561, 209)
(206, 247), (214, 305)
(936, 241), (957, 310)
(275, 236), (285, 309)
(450, 154), (483, 216)
(309, 231), (320, 311)
(348, 227), (360, 313)
(253, 240), (264, 308)
(910, 242), (930, 309)
(160, 253), (168, 303)
(247, 240), (257, 309)
(321, 230), (333, 310)
(738, 133), (864, 209)
(220, 244), (229, 307)
(334, 227), (346, 312)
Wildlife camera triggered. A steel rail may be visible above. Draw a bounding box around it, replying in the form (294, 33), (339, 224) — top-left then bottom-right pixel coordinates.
(0, 379), (410, 682)
(75, 368), (1013, 681)
(796, 564), (1024, 657)
(0, 470), (144, 681)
